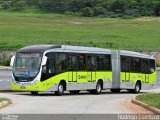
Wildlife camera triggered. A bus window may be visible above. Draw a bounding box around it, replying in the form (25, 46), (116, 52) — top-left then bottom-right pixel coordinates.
(141, 59), (149, 74)
(106, 55), (111, 71)
(87, 56), (96, 71)
(96, 55), (110, 71)
(78, 54), (86, 70)
(130, 58), (141, 73)
(149, 60), (155, 73)
(55, 54), (67, 73)
(68, 55), (77, 71)
(121, 57), (130, 72)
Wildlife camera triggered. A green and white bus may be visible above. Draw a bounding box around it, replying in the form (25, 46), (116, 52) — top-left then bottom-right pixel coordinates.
(10, 45), (156, 95)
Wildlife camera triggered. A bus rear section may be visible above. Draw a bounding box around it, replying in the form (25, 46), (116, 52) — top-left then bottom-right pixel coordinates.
(110, 50), (156, 93)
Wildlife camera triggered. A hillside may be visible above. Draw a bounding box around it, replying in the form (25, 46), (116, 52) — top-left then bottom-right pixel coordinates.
(0, 10), (160, 50)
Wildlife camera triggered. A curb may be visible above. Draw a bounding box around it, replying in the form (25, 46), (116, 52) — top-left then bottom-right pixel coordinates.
(0, 99), (12, 109)
(132, 97), (160, 114)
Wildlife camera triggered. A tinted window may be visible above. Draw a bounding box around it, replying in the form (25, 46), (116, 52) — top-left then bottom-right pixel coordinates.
(130, 58), (141, 73)
(121, 57), (130, 72)
(141, 59), (149, 74)
(68, 55), (77, 71)
(106, 55), (111, 70)
(87, 56), (96, 71)
(78, 54), (86, 70)
(55, 54), (67, 73)
(97, 55), (111, 71)
(142, 59), (155, 74)
(149, 60), (155, 73)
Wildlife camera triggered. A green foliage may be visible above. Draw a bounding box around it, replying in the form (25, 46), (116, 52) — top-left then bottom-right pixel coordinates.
(82, 7), (94, 17)
(0, 98), (8, 102)
(0, 0), (160, 17)
(38, 0), (68, 13)
(155, 3), (160, 16)
(93, 6), (106, 16)
(157, 62), (160, 67)
(0, 56), (11, 66)
(64, 11), (82, 17)
(11, 0), (27, 11)
(0, 1), (11, 9)
(111, 0), (128, 13)
(68, 0), (85, 12)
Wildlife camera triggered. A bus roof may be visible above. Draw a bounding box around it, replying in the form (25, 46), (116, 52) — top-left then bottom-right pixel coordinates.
(17, 44), (155, 59)
(120, 50), (154, 59)
(18, 45), (62, 53)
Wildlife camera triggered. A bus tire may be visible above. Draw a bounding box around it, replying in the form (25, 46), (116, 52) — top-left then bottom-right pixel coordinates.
(134, 81), (141, 93)
(110, 89), (120, 93)
(94, 81), (102, 94)
(30, 91), (38, 95)
(69, 90), (80, 94)
(55, 82), (64, 96)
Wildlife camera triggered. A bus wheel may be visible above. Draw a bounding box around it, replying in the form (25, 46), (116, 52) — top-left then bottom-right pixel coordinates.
(110, 89), (120, 93)
(134, 82), (141, 93)
(94, 81), (102, 94)
(55, 82), (64, 96)
(30, 91), (38, 95)
(69, 90), (80, 94)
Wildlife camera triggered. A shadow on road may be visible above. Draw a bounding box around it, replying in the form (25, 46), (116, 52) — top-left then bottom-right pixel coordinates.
(9, 90), (146, 97)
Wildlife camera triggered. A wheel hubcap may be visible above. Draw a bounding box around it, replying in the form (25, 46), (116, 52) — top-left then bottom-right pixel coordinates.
(97, 84), (101, 92)
(136, 84), (139, 92)
(59, 85), (63, 93)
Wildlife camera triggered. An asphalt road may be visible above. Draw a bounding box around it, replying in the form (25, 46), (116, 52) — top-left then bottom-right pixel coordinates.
(0, 70), (12, 90)
(0, 91), (152, 114)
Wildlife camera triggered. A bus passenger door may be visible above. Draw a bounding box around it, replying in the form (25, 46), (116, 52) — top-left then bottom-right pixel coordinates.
(68, 71), (72, 82)
(142, 73), (149, 83)
(68, 71), (77, 82)
(121, 72), (130, 82)
(87, 71), (96, 82)
(87, 56), (96, 82)
(125, 72), (130, 82)
(121, 57), (130, 83)
(144, 74), (149, 83)
(87, 71), (92, 82)
(68, 55), (77, 82)
(142, 59), (149, 83)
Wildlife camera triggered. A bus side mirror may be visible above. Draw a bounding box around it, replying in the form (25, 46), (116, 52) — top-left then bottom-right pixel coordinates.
(10, 56), (15, 67)
(42, 56), (47, 66)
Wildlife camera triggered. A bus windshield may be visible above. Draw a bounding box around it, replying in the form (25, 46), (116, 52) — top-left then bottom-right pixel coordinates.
(13, 53), (42, 82)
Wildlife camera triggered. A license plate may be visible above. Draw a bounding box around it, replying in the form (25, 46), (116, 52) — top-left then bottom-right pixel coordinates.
(20, 86), (26, 89)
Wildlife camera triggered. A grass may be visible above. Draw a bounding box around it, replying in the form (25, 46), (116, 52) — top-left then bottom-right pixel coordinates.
(0, 9), (160, 50)
(0, 98), (8, 103)
(136, 94), (160, 109)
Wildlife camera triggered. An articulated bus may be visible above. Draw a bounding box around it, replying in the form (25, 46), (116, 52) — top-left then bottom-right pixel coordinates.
(10, 45), (156, 95)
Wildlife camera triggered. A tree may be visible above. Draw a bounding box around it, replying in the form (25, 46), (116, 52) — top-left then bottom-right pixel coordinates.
(111, 0), (129, 13)
(155, 3), (160, 16)
(93, 6), (106, 16)
(82, 7), (94, 17)
(68, 0), (85, 12)
(38, 0), (68, 13)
